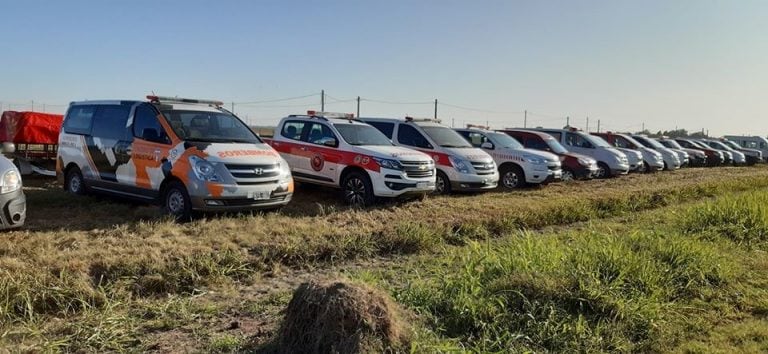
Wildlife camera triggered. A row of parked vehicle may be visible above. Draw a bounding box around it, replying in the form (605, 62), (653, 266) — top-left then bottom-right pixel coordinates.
(1, 96), (763, 227)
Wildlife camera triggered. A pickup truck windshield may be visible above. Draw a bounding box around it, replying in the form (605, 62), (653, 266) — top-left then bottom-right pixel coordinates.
(161, 109), (261, 144)
(336, 124), (393, 146)
(422, 126), (473, 148)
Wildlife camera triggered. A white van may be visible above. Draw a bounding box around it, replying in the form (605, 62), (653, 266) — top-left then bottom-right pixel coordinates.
(531, 128), (629, 178)
(360, 117), (498, 194)
(454, 125), (562, 189)
(723, 135), (768, 162)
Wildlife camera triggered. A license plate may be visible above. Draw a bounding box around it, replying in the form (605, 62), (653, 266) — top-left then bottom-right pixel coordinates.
(252, 192), (271, 200)
(417, 182), (428, 189)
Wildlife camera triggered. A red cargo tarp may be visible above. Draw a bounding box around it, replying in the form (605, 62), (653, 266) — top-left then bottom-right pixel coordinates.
(0, 111), (63, 145)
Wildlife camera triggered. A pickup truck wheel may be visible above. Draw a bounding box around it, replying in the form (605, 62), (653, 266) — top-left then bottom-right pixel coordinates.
(65, 167), (88, 195)
(164, 181), (193, 221)
(500, 165), (526, 189)
(434, 170), (451, 195)
(596, 162), (611, 179)
(342, 171), (374, 208)
(561, 168), (575, 181)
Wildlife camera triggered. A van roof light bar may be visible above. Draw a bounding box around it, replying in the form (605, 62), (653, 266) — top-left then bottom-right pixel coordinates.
(147, 95), (224, 107)
(306, 110), (355, 119)
(466, 123), (490, 130)
(405, 116), (442, 124)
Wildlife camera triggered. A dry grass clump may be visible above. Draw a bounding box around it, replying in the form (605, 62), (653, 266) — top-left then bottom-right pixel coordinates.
(273, 279), (410, 353)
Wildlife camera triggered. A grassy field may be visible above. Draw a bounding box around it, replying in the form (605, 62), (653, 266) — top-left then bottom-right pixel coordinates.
(2, 166), (768, 352)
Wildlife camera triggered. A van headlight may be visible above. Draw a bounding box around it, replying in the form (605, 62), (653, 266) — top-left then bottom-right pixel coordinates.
(373, 157), (403, 170)
(1, 170), (20, 193)
(449, 155), (471, 174)
(524, 155), (546, 164)
(577, 158), (592, 166)
(189, 155), (220, 182)
(278, 159), (292, 183)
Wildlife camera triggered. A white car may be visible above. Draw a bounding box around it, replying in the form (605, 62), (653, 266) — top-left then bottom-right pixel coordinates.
(361, 117), (498, 194)
(267, 111), (436, 206)
(632, 135), (681, 170)
(454, 125), (561, 189)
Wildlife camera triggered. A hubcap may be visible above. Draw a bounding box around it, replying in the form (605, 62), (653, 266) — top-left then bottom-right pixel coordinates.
(344, 177), (366, 207)
(596, 166), (607, 178)
(69, 174), (81, 193)
(502, 171), (520, 188)
(562, 170), (574, 181)
(167, 190), (185, 214)
(435, 175), (446, 194)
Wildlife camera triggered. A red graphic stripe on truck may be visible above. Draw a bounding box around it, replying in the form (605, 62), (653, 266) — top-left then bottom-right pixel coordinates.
(267, 139), (381, 172)
(414, 149), (453, 167)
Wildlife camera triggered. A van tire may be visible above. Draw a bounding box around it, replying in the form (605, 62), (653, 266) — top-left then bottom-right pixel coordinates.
(596, 162), (611, 179)
(65, 167), (88, 195)
(342, 171), (374, 208)
(164, 181), (193, 221)
(500, 164), (526, 189)
(434, 170), (451, 195)
(561, 167), (575, 181)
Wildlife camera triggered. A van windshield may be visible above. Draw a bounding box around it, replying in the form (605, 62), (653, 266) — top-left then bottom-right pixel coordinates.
(161, 109), (261, 144)
(336, 124), (394, 146)
(660, 139), (683, 149)
(487, 132), (524, 149)
(583, 133), (612, 148)
(421, 126), (473, 148)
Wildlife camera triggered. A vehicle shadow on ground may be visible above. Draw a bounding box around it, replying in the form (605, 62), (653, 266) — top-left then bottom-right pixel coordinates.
(20, 178), (430, 232)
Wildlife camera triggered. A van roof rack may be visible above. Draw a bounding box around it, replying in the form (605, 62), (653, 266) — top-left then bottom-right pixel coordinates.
(147, 95), (223, 107)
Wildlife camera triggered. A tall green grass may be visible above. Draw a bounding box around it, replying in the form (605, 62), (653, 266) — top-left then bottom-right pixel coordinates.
(680, 192), (768, 246)
(392, 231), (734, 352)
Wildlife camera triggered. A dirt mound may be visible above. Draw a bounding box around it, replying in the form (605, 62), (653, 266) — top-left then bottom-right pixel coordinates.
(274, 279), (410, 353)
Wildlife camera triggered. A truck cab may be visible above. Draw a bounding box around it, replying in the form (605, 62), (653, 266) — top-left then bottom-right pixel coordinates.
(531, 128), (629, 178)
(454, 125), (561, 189)
(267, 111), (436, 206)
(360, 117), (498, 194)
(591, 132), (663, 172)
(498, 129), (598, 181)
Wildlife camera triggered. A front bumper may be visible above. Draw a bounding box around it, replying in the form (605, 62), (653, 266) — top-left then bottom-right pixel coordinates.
(449, 171), (498, 191)
(526, 164), (561, 184)
(609, 162), (630, 176)
(376, 168), (436, 197)
(188, 181), (293, 211)
(0, 188), (25, 229)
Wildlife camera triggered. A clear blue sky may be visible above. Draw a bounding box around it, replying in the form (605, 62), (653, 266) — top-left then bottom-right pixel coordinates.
(1, 0), (766, 136)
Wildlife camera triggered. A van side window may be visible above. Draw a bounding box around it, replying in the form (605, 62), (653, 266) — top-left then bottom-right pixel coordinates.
(548, 131), (562, 140)
(524, 137), (548, 150)
(397, 124), (432, 149)
(133, 104), (170, 144)
(566, 132), (593, 148)
(367, 121), (395, 138)
(92, 105), (131, 141)
(614, 136), (633, 149)
(306, 123), (338, 147)
(63, 105), (96, 135)
(281, 121), (305, 141)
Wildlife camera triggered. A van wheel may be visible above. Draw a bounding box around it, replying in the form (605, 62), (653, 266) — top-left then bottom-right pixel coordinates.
(500, 165), (526, 189)
(596, 162), (611, 179)
(65, 167), (88, 195)
(643, 162), (651, 173)
(434, 170), (451, 195)
(342, 171), (374, 208)
(164, 181), (192, 221)
(561, 168), (575, 181)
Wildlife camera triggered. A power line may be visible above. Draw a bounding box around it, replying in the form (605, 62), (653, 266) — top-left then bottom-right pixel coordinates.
(234, 93), (319, 105)
(360, 98), (433, 105)
(439, 102), (523, 115)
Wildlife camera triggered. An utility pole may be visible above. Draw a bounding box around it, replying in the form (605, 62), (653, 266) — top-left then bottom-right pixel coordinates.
(231, 102), (235, 114)
(566, 116), (570, 127)
(524, 109), (527, 128)
(486, 120), (489, 128)
(434, 99), (438, 119)
(586, 116), (589, 132)
(356, 96), (360, 117)
(642, 122), (645, 132)
(321, 90), (325, 111)
(31, 100), (34, 112)
(597, 119), (601, 133)
(452, 118), (455, 128)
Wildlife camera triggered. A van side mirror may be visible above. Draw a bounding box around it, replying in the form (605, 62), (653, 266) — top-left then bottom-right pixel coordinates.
(481, 142), (494, 150)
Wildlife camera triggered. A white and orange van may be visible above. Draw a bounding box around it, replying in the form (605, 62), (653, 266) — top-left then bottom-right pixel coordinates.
(56, 96), (293, 219)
